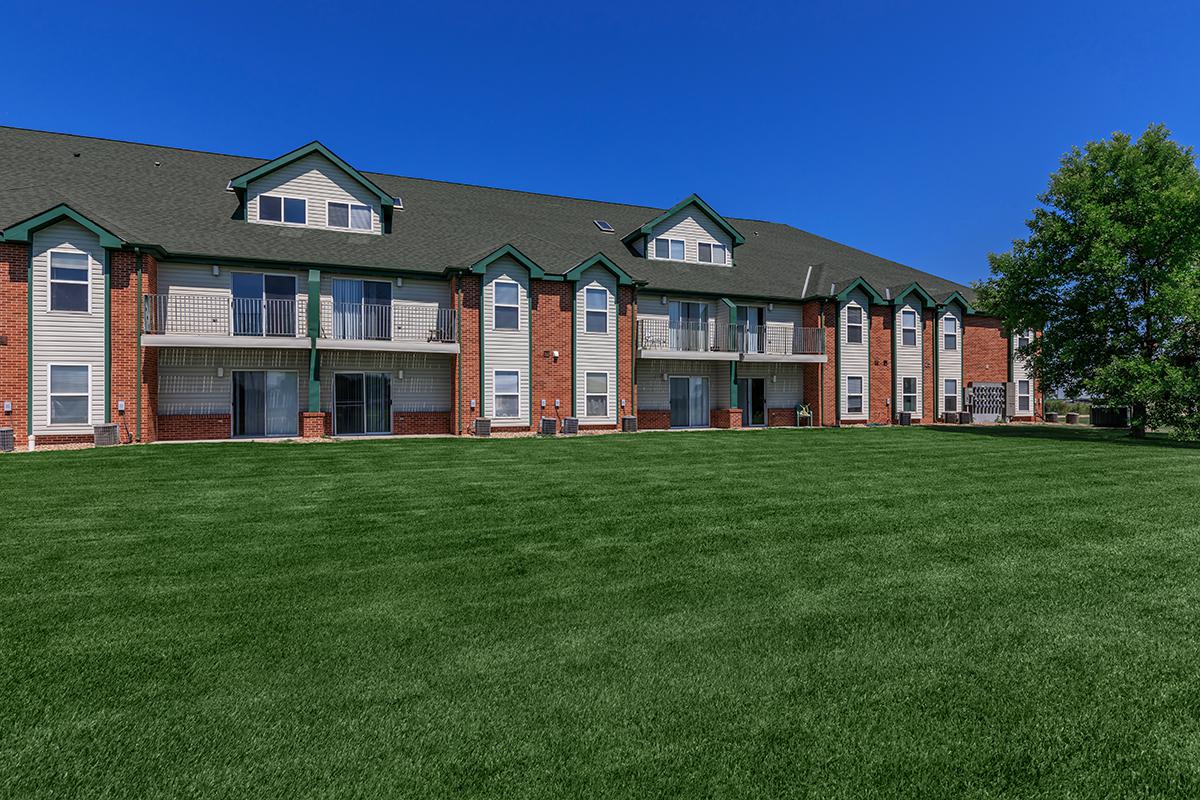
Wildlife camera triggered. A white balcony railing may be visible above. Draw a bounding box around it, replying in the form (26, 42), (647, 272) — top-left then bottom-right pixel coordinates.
(638, 319), (824, 356)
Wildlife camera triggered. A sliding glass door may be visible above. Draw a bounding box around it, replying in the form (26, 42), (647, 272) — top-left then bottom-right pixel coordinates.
(333, 279), (392, 340)
(669, 376), (709, 428)
(232, 273), (296, 337)
(737, 377), (766, 427)
(668, 301), (707, 351)
(232, 370), (298, 437)
(334, 372), (392, 435)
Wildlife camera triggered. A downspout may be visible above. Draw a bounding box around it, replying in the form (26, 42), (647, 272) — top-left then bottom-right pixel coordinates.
(135, 248), (142, 441)
(104, 250), (111, 423)
(26, 245), (33, 449)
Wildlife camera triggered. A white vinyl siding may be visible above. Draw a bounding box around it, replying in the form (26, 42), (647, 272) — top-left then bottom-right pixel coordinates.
(31, 221), (105, 436)
(735, 362), (804, 409)
(575, 268), (617, 422)
(839, 291), (869, 419)
(937, 308), (964, 416)
(246, 152), (382, 234)
(1011, 331), (1034, 415)
(481, 258), (529, 425)
(156, 348), (307, 416)
(635, 359), (728, 412)
(646, 210), (734, 265)
(894, 303), (923, 418)
(158, 263), (308, 336)
(319, 351), (452, 414)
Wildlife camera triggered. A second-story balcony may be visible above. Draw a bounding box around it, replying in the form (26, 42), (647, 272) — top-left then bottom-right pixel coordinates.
(142, 293), (459, 353)
(637, 318), (825, 362)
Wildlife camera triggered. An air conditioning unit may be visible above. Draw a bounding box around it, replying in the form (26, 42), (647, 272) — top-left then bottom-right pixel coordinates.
(1045, 412), (1058, 423)
(958, 411), (973, 424)
(0, 427), (13, 453)
(94, 423), (120, 447)
(942, 412), (958, 424)
(474, 418), (491, 437)
(539, 417), (557, 436)
(898, 412), (912, 426)
(561, 417), (579, 435)
(621, 415), (638, 433)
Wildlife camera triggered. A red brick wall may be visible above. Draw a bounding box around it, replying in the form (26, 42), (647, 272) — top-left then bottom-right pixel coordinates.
(453, 274), (482, 435)
(802, 300), (837, 426)
(768, 407), (798, 427)
(37, 433), (95, 446)
(392, 411), (452, 435)
(301, 411), (328, 438)
(158, 414), (231, 441)
(711, 408), (742, 429)
(618, 285), (635, 421)
(0, 243), (29, 444)
(530, 278), (573, 429)
(965, 316), (1008, 385)
(109, 251), (158, 442)
(638, 409), (670, 430)
(869, 306), (892, 424)
(922, 309), (935, 421)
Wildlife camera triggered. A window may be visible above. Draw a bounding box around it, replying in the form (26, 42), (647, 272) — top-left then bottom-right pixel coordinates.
(494, 370), (520, 418)
(585, 372), (608, 417)
(847, 376), (864, 414)
(698, 242), (727, 264)
(846, 305), (863, 344)
(49, 364), (89, 425)
(902, 377), (917, 412)
(1016, 333), (1031, 350)
(259, 194), (306, 224)
(944, 379), (958, 412)
(328, 201), (372, 231)
(1018, 380), (1031, 412)
(944, 315), (958, 350)
(653, 238), (685, 260)
(48, 251), (89, 312)
(493, 280), (519, 330)
(585, 287), (608, 333)
(901, 309), (917, 346)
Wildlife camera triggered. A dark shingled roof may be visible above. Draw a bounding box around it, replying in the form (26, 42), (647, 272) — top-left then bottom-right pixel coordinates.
(0, 126), (974, 304)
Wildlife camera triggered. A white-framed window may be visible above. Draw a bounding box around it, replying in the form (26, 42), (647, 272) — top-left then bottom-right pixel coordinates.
(1018, 380), (1031, 412)
(697, 242), (727, 264)
(493, 280), (520, 330)
(49, 364), (90, 425)
(493, 370), (520, 418)
(584, 287), (608, 334)
(846, 376), (864, 414)
(258, 194), (307, 224)
(901, 309), (918, 347)
(327, 201), (373, 231)
(1016, 333), (1031, 351)
(943, 315), (958, 350)
(48, 250), (90, 312)
(653, 238), (685, 261)
(585, 372), (609, 417)
(902, 377), (917, 412)
(846, 305), (864, 344)
(944, 378), (958, 412)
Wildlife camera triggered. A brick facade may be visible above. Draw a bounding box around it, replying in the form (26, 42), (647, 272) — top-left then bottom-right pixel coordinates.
(922, 309), (935, 422)
(710, 408), (743, 429)
(869, 306), (892, 424)
(301, 411), (328, 438)
(964, 316), (1008, 385)
(530, 278), (573, 430)
(0, 243), (29, 444)
(801, 300), (837, 427)
(638, 409), (670, 430)
(453, 274), (483, 436)
(392, 411), (452, 436)
(617, 285), (636, 422)
(109, 250), (159, 442)
(158, 414), (232, 441)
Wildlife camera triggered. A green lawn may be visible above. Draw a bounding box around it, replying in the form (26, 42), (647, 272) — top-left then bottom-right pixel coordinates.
(3, 427), (1200, 799)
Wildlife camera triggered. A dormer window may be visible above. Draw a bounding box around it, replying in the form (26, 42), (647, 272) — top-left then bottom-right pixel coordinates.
(328, 202), (372, 231)
(259, 194), (306, 225)
(653, 238), (685, 261)
(698, 242), (727, 264)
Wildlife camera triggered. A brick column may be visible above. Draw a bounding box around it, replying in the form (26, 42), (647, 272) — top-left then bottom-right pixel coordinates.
(964, 316), (1007, 385)
(455, 274), (482, 435)
(0, 243), (29, 444)
(869, 305), (892, 424)
(530, 278), (573, 428)
(618, 285), (635, 422)
(802, 300), (836, 426)
(109, 250), (159, 442)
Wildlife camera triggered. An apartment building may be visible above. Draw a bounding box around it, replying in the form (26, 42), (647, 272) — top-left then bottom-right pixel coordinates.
(0, 128), (1040, 448)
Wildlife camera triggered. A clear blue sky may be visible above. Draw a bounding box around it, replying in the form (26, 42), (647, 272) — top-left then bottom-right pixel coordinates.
(3, 0), (1198, 286)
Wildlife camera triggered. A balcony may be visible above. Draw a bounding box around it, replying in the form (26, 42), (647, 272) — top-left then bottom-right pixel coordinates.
(637, 319), (825, 362)
(142, 294), (459, 353)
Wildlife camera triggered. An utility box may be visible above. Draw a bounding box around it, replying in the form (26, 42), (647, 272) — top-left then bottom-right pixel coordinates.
(621, 416), (637, 433)
(0, 428), (13, 453)
(94, 423), (120, 447)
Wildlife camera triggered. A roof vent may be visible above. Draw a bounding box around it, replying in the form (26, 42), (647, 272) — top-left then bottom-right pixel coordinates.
(593, 219), (615, 233)
(225, 180), (234, 192)
(394, 196), (404, 209)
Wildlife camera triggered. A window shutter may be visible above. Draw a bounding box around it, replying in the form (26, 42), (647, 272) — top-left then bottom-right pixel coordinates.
(1005, 382), (1017, 418)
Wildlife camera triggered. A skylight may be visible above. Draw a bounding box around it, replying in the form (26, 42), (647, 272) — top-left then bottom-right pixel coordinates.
(593, 219), (614, 233)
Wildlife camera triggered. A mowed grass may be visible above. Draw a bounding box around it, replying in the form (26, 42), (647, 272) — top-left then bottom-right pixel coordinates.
(2, 426), (1200, 799)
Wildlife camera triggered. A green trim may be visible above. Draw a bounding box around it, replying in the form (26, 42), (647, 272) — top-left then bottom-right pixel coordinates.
(1007, 334), (1014, 383)
(456, 278), (463, 434)
(621, 193), (746, 247)
(834, 276), (886, 305)
(835, 299), (842, 424)
(26, 246), (33, 439)
(563, 252), (635, 285)
(3, 204), (124, 248)
(571, 288), (577, 415)
(720, 298), (738, 409)
(866, 302), (872, 416)
(307, 269), (320, 413)
(528, 286), (533, 427)
(941, 291), (976, 315)
(614, 288), (620, 420)
(228, 141), (394, 209)
(479, 281), (486, 420)
(103, 250), (111, 424)
(891, 282), (937, 308)
(469, 244), (546, 278)
(135, 250), (143, 441)
(933, 308), (940, 420)
(890, 306), (898, 423)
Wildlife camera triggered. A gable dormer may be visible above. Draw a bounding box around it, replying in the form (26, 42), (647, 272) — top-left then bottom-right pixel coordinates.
(622, 194), (745, 266)
(229, 142), (395, 235)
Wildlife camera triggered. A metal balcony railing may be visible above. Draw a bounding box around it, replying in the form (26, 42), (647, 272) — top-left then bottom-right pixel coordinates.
(637, 318), (735, 353)
(142, 293), (307, 337)
(735, 324), (825, 355)
(320, 300), (459, 343)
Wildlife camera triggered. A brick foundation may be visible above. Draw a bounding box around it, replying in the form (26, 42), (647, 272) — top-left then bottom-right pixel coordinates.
(711, 408), (742, 429)
(392, 411), (452, 435)
(158, 414), (232, 441)
(36, 433), (95, 446)
(638, 409), (670, 430)
(767, 407), (808, 427)
(300, 411), (329, 438)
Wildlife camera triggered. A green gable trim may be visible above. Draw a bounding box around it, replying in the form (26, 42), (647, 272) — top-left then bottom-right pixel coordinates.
(834, 276), (886, 305)
(104, 250), (111, 424)
(469, 244), (546, 278)
(890, 282), (936, 308)
(621, 193), (746, 247)
(229, 141), (394, 209)
(941, 291), (975, 315)
(563, 253), (635, 285)
(307, 269), (321, 413)
(3, 204), (124, 248)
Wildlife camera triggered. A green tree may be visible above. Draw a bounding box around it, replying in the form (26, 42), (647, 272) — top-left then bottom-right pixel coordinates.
(978, 123), (1200, 438)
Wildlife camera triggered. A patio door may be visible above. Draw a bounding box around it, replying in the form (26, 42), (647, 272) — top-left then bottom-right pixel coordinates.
(232, 273), (296, 336)
(232, 370), (298, 437)
(333, 279), (392, 340)
(334, 372), (392, 435)
(737, 377), (766, 427)
(737, 305), (765, 353)
(668, 301), (707, 351)
(669, 376), (709, 428)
